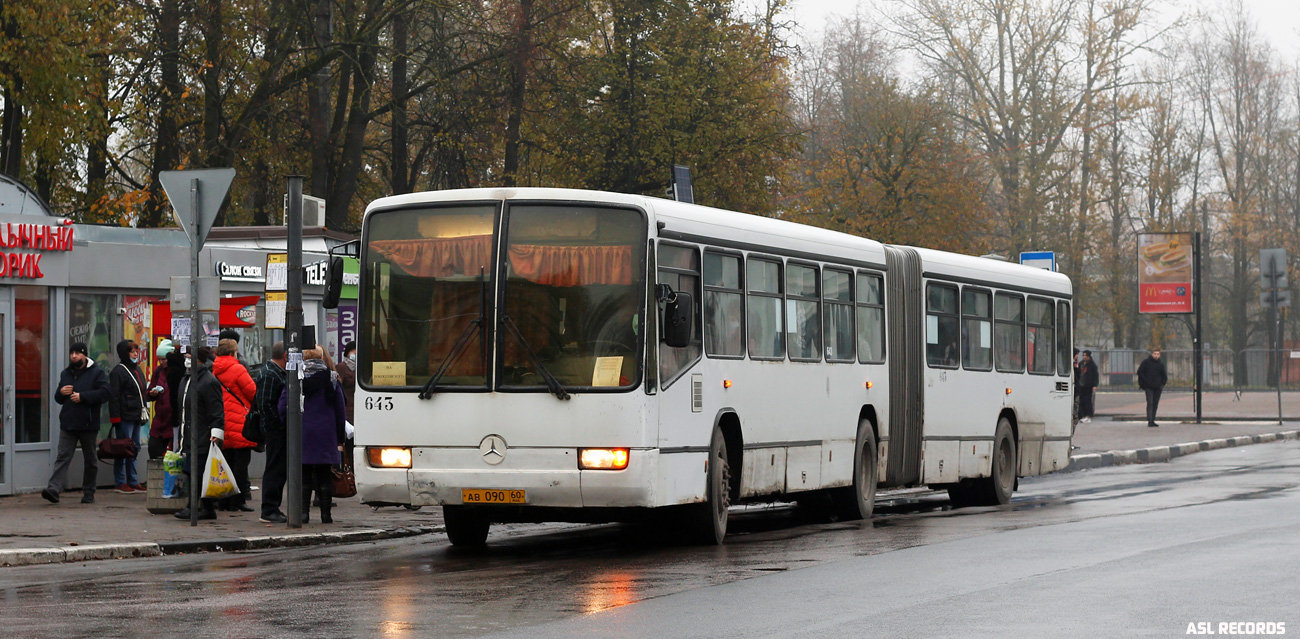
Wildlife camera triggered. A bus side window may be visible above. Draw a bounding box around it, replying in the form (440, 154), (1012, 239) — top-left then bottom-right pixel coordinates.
(857, 272), (885, 364)
(1027, 297), (1055, 374)
(926, 283), (960, 368)
(747, 258), (784, 359)
(658, 243), (702, 388)
(1056, 300), (1072, 377)
(703, 251), (745, 357)
(823, 268), (854, 362)
(962, 288), (992, 371)
(787, 263), (821, 361)
(994, 292), (1025, 373)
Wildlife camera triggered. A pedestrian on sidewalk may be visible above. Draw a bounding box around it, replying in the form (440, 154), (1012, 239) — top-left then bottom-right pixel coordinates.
(174, 346), (225, 521)
(1077, 350), (1099, 422)
(279, 348), (347, 524)
(42, 343), (111, 504)
(147, 339), (177, 459)
(255, 342), (289, 523)
(336, 340), (357, 464)
(108, 340), (156, 493)
(1138, 348), (1168, 428)
(213, 339), (258, 512)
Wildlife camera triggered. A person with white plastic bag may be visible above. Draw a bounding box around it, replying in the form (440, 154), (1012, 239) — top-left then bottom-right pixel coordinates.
(173, 346), (225, 521)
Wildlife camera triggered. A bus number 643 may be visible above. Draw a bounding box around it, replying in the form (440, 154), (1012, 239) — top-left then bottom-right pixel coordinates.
(365, 396), (394, 411)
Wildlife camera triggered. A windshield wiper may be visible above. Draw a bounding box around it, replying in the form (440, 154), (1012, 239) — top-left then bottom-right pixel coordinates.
(501, 314), (572, 400)
(419, 270), (487, 400)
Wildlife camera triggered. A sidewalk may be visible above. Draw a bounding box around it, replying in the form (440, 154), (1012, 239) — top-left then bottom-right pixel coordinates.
(1096, 390), (1300, 421)
(2, 418), (1298, 567)
(0, 487), (442, 566)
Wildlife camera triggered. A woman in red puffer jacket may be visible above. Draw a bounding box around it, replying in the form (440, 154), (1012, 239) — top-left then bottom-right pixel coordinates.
(213, 338), (257, 511)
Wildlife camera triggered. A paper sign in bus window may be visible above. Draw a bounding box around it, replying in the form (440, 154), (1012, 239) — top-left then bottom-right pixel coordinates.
(981, 322), (992, 348)
(927, 315), (939, 344)
(372, 361), (407, 386)
(592, 357), (624, 386)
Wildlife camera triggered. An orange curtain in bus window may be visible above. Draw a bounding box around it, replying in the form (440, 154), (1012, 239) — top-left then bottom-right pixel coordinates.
(507, 245), (633, 286)
(370, 236), (493, 277)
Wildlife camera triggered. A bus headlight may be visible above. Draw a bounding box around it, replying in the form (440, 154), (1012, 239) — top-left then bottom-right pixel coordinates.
(579, 448), (629, 470)
(367, 447), (412, 469)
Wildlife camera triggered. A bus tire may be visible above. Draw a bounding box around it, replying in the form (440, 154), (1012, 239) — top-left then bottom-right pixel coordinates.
(687, 427), (731, 544)
(831, 419), (878, 521)
(969, 417), (1016, 506)
(443, 505), (490, 546)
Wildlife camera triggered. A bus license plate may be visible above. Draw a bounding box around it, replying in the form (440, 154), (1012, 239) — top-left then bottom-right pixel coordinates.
(462, 489), (525, 504)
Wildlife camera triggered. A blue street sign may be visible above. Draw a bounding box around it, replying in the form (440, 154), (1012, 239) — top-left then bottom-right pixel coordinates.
(1020, 251), (1056, 271)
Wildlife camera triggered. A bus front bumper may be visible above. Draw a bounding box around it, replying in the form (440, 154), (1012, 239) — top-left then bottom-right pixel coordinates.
(356, 447), (659, 509)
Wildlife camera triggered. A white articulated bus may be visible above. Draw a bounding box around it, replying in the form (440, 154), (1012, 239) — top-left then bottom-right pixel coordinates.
(338, 187), (1073, 546)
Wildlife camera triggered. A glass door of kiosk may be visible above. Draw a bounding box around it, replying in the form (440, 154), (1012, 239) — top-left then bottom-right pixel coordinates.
(0, 296), (11, 494)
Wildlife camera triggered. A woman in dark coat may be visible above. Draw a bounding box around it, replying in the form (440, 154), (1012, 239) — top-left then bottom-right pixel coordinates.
(279, 348), (347, 523)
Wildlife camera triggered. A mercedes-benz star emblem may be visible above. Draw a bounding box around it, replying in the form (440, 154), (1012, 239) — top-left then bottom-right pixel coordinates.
(479, 435), (507, 465)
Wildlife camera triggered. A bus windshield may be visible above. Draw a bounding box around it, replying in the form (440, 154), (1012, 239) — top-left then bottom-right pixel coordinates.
(361, 202), (646, 392)
(498, 205), (646, 390)
(363, 205), (497, 389)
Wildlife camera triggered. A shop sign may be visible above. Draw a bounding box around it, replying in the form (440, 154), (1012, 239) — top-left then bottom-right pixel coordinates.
(215, 260), (264, 282)
(305, 260), (329, 286)
(0, 222), (75, 279)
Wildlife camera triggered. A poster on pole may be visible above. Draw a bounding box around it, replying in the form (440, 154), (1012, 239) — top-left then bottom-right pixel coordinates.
(1138, 232), (1194, 314)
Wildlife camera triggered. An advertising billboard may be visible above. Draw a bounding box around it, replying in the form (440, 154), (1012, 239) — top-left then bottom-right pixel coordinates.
(1138, 232), (1193, 314)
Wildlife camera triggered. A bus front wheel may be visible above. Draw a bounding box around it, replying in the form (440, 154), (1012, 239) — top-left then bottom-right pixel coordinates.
(953, 417), (1016, 507)
(832, 419), (878, 521)
(687, 427), (731, 544)
(444, 505), (490, 546)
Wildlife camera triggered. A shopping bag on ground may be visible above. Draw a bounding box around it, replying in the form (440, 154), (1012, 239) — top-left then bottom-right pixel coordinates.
(201, 443), (240, 499)
(162, 468), (179, 498)
(163, 450), (184, 476)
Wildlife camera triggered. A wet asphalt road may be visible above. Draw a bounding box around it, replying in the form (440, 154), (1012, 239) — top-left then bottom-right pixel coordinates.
(3, 441), (1298, 639)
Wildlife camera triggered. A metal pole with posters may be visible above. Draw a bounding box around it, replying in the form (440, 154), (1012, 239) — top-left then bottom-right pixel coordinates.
(188, 180), (201, 527)
(286, 176), (305, 528)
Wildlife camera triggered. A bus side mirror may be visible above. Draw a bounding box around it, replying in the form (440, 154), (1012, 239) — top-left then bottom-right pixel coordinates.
(323, 256), (345, 309)
(662, 291), (693, 348)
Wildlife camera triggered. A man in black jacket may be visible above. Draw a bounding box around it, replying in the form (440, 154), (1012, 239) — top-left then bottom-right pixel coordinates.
(1077, 350), (1100, 422)
(108, 339), (157, 493)
(174, 346), (226, 521)
(255, 342), (289, 523)
(1137, 349), (1168, 428)
(42, 342), (111, 504)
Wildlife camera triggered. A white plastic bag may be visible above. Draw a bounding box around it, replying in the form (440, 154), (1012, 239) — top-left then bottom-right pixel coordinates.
(345, 420), (355, 439)
(201, 442), (240, 499)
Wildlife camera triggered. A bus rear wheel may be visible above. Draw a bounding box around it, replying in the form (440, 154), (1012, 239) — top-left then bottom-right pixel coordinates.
(443, 505), (490, 546)
(686, 427), (731, 544)
(832, 419), (878, 521)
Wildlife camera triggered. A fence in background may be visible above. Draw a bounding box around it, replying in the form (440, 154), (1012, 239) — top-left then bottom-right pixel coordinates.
(1086, 348), (1300, 391)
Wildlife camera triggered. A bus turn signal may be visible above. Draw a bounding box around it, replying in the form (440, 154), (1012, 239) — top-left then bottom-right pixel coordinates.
(367, 447), (412, 468)
(579, 448), (629, 470)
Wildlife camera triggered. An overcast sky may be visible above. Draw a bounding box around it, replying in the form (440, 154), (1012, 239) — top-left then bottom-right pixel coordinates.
(782, 0), (1300, 63)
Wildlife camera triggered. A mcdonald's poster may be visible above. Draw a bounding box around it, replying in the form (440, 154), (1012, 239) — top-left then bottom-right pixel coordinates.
(1138, 232), (1193, 314)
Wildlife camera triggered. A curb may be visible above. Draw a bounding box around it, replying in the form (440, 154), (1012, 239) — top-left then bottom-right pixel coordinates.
(1100, 415), (1298, 423)
(0, 525), (441, 568)
(1064, 430), (1300, 472)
